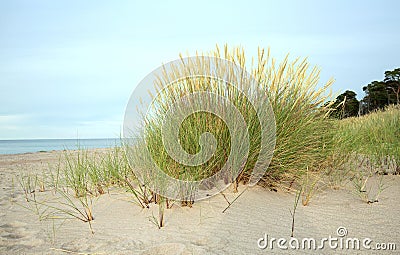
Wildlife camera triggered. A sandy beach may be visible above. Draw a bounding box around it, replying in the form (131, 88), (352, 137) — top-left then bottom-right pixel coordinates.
(0, 150), (399, 254)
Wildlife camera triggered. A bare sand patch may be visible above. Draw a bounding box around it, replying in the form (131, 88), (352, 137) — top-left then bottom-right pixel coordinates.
(1, 151), (399, 254)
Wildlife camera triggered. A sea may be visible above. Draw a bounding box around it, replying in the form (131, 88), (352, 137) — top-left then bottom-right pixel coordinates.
(0, 138), (121, 155)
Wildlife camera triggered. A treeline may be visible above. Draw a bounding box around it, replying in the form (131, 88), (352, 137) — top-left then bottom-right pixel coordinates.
(329, 68), (400, 119)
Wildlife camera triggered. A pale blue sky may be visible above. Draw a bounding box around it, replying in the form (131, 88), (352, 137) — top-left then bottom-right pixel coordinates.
(1, 0), (399, 139)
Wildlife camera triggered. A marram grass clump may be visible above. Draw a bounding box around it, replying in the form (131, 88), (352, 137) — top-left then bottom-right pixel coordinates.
(130, 45), (336, 192)
(333, 104), (400, 173)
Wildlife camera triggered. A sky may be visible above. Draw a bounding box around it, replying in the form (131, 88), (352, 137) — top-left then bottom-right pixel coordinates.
(1, 0), (399, 139)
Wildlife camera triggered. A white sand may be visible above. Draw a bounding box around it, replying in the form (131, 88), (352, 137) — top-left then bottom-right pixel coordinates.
(0, 151), (399, 254)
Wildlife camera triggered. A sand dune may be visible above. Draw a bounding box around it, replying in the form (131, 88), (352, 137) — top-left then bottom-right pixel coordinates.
(0, 151), (399, 254)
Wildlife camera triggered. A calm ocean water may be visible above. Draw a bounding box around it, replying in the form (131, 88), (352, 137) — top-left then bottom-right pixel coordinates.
(0, 138), (121, 155)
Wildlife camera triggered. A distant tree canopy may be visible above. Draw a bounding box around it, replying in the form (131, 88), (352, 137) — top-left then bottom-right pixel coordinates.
(329, 68), (399, 119)
(330, 90), (359, 119)
(384, 68), (400, 104)
(360, 68), (400, 114)
(361, 81), (392, 113)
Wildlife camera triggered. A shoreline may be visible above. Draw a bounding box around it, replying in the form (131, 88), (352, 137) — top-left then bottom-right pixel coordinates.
(0, 148), (109, 156)
(0, 138), (121, 156)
